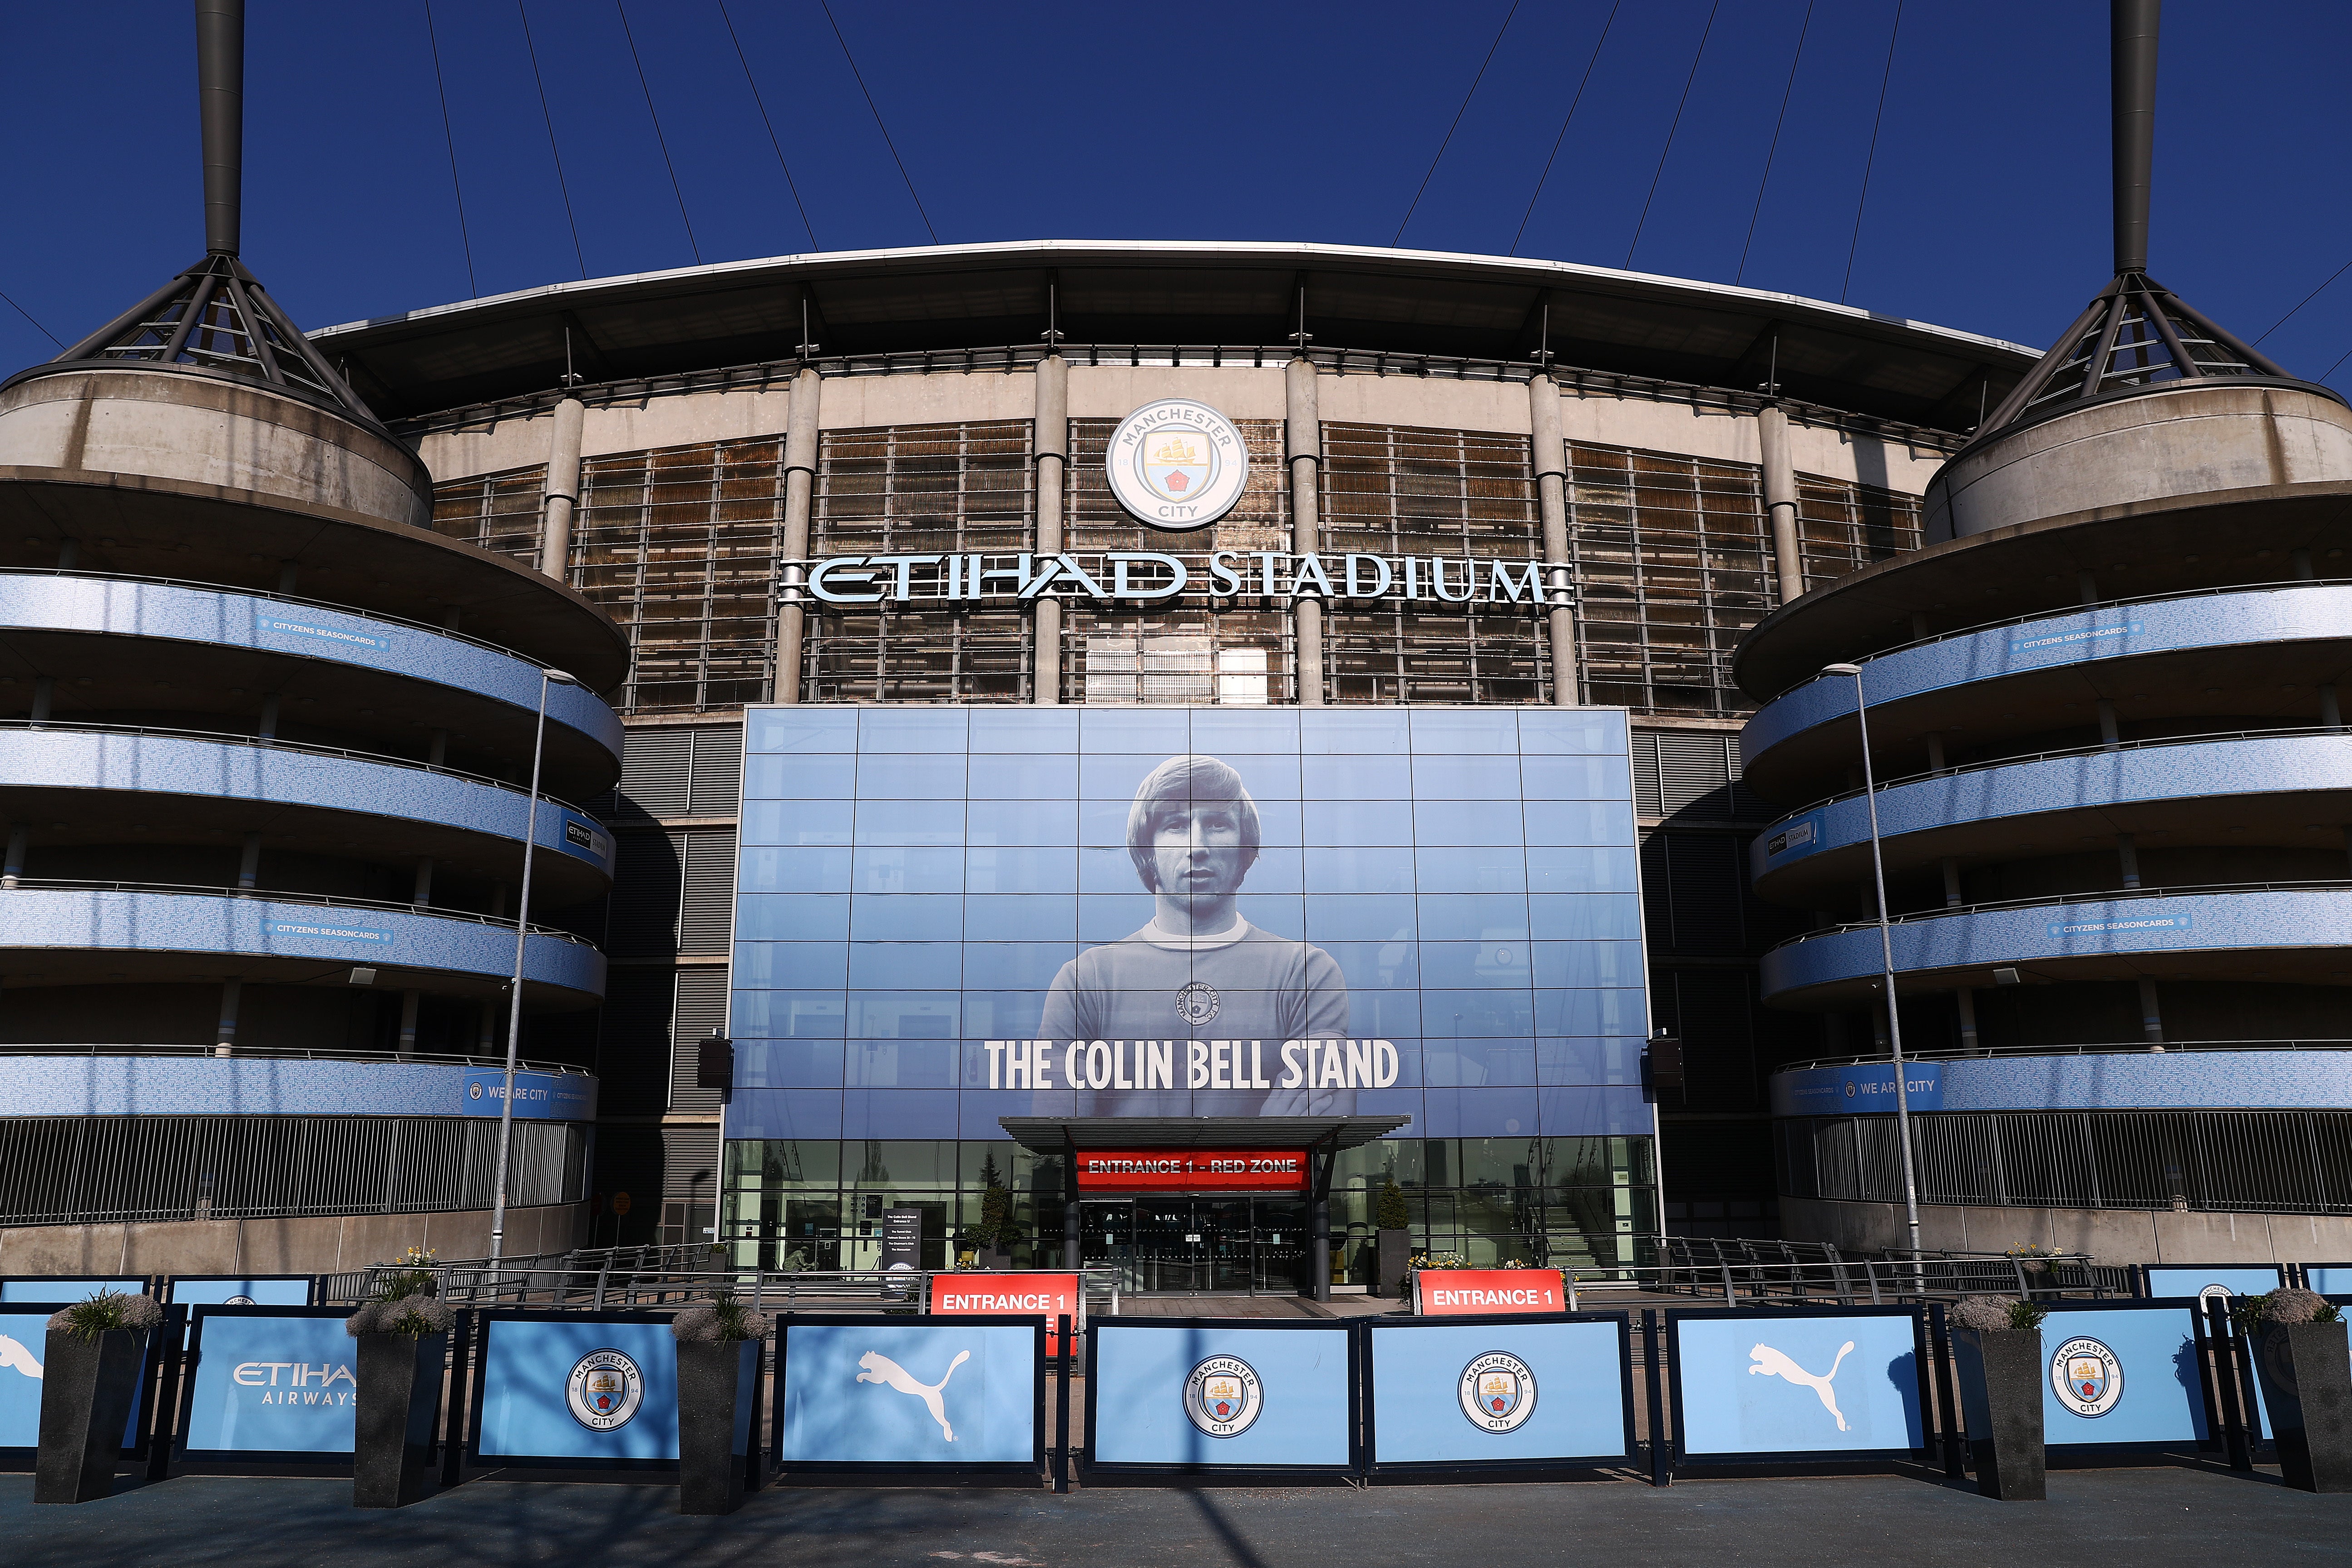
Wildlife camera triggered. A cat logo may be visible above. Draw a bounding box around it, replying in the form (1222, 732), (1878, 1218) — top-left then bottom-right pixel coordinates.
(566, 1348), (645, 1431)
(2050, 1335), (2124, 1418)
(1183, 1354), (1262, 1437)
(1458, 1351), (1538, 1433)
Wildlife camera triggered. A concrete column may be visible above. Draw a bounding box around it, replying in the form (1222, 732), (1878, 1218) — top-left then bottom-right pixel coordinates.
(2097, 700), (2120, 749)
(428, 729), (448, 766)
(236, 832), (261, 890)
(1287, 358), (1325, 706)
(1033, 356), (1068, 705)
(411, 858), (434, 909)
(1529, 375), (1580, 705)
(2078, 570), (2099, 606)
(2293, 547), (2314, 581)
(1954, 987), (1980, 1051)
(3, 826), (27, 888)
(2322, 685), (2342, 731)
(774, 368), (823, 705)
(539, 394), (586, 583)
(1941, 858), (1963, 909)
(257, 692), (279, 740)
(214, 979), (241, 1058)
(2116, 833), (2140, 889)
(397, 989), (421, 1060)
(1758, 403), (1803, 605)
(1925, 733), (1947, 772)
(30, 676), (52, 727)
(2138, 977), (2164, 1045)
(276, 561), (298, 594)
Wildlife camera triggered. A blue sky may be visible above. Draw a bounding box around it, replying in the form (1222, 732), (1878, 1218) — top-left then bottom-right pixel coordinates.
(5, 1), (2349, 390)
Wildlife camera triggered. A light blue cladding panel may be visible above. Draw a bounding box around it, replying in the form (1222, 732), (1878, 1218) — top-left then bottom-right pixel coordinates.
(0, 572), (623, 764)
(733, 705), (1648, 1141)
(1740, 584), (2352, 769)
(1754, 734), (2352, 882)
(0, 888), (605, 998)
(0, 730), (611, 877)
(1759, 888), (2352, 1000)
(9, 1055), (596, 1119)
(1772, 1050), (2352, 1116)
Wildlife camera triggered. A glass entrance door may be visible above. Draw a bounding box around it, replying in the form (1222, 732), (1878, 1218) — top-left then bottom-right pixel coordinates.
(1107, 1196), (1309, 1293)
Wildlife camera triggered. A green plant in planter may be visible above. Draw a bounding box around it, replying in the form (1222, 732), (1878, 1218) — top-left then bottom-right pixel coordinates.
(1952, 1294), (2045, 1332)
(344, 1289), (454, 1338)
(1376, 1178), (1410, 1232)
(370, 1245), (439, 1304)
(46, 1289), (161, 1342)
(2233, 1287), (2341, 1337)
(671, 1289), (776, 1344)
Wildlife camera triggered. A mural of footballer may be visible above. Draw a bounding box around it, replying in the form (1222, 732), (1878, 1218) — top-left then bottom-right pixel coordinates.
(1040, 754), (1351, 1115)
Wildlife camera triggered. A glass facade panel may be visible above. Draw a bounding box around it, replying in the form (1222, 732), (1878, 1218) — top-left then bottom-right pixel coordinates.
(725, 703), (1656, 1269)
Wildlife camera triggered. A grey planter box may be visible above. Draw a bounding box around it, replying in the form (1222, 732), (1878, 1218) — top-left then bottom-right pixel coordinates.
(34, 1328), (145, 1505)
(2251, 1320), (2352, 1494)
(353, 1332), (447, 1509)
(1374, 1229), (1410, 1299)
(1951, 1326), (2046, 1501)
(676, 1339), (759, 1515)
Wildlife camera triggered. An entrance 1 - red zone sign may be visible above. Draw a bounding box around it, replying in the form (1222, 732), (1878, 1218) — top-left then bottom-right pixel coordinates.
(1075, 1150), (1307, 1191)
(1417, 1268), (1570, 1315)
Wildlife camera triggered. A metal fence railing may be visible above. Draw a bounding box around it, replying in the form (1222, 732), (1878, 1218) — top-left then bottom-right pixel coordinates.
(341, 1247), (1124, 1322)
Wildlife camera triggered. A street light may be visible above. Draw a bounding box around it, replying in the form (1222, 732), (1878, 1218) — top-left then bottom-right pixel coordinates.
(489, 667), (577, 1265)
(1821, 661), (1924, 1265)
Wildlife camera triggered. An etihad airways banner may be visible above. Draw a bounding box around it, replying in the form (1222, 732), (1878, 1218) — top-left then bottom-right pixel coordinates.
(728, 705), (1653, 1146)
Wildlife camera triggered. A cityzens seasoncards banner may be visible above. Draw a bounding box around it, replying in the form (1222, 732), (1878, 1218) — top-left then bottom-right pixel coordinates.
(728, 705), (1652, 1143)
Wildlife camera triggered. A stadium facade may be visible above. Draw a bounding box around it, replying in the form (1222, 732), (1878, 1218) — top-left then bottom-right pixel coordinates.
(13, 0), (2347, 1286)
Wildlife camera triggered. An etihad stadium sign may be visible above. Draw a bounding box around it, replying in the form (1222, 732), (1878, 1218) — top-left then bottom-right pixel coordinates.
(804, 549), (1553, 606)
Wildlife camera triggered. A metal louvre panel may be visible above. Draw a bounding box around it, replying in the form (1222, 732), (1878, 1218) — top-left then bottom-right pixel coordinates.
(668, 967), (731, 1115)
(0, 1116), (581, 1225)
(662, 1124), (720, 1204)
(605, 831), (685, 959)
(1637, 832), (1746, 955)
(612, 729), (693, 824)
(1784, 1109), (2352, 1216)
(679, 831), (739, 957)
(1631, 731), (1665, 818)
(594, 969), (680, 1112)
(688, 726), (744, 818)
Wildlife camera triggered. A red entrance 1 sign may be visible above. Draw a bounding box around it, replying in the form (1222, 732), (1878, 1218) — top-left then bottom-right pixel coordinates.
(932, 1272), (1080, 1352)
(1416, 1268), (1571, 1315)
(1075, 1150), (1307, 1191)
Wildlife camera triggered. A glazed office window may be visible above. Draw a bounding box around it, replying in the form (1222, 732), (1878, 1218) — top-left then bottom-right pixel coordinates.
(1563, 442), (1771, 718)
(1319, 423), (1546, 705)
(800, 421), (1033, 703)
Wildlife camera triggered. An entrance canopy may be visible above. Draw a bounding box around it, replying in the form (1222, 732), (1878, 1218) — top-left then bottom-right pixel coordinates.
(998, 1115), (1410, 1153)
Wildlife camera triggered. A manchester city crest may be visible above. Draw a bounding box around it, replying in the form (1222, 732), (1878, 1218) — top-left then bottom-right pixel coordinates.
(1183, 1355), (1262, 1437)
(1174, 981), (1221, 1027)
(1458, 1351), (1538, 1433)
(1105, 399), (1249, 531)
(567, 1348), (645, 1431)
(2049, 1335), (2124, 1418)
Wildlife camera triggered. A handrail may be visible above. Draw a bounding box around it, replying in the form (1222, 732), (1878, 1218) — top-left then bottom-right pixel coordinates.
(0, 876), (599, 946)
(1762, 575), (2352, 707)
(1769, 877), (2352, 955)
(0, 1041), (590, 1073)
(0, 565), (595, 680)
(1760, 723), (2352, 831)
(1779, 1038), (2352, 1072)
(0, 717), (601, 824)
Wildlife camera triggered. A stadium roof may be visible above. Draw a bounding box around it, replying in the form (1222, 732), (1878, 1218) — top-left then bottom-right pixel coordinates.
(310, 240), (2038, 432)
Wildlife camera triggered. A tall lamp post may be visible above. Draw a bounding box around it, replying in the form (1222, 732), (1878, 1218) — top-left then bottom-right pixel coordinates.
(489, 667), (576, 1266)
(1821, 662), (1925, 1265)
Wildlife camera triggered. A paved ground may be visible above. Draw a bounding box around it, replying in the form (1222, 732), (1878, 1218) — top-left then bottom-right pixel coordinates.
(10, 1464), (2351, 1568)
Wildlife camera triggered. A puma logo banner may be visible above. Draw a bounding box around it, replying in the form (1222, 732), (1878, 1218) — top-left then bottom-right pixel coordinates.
(1673, 1315), (1925, 1458)
(781, 1323), (1036, 1466)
